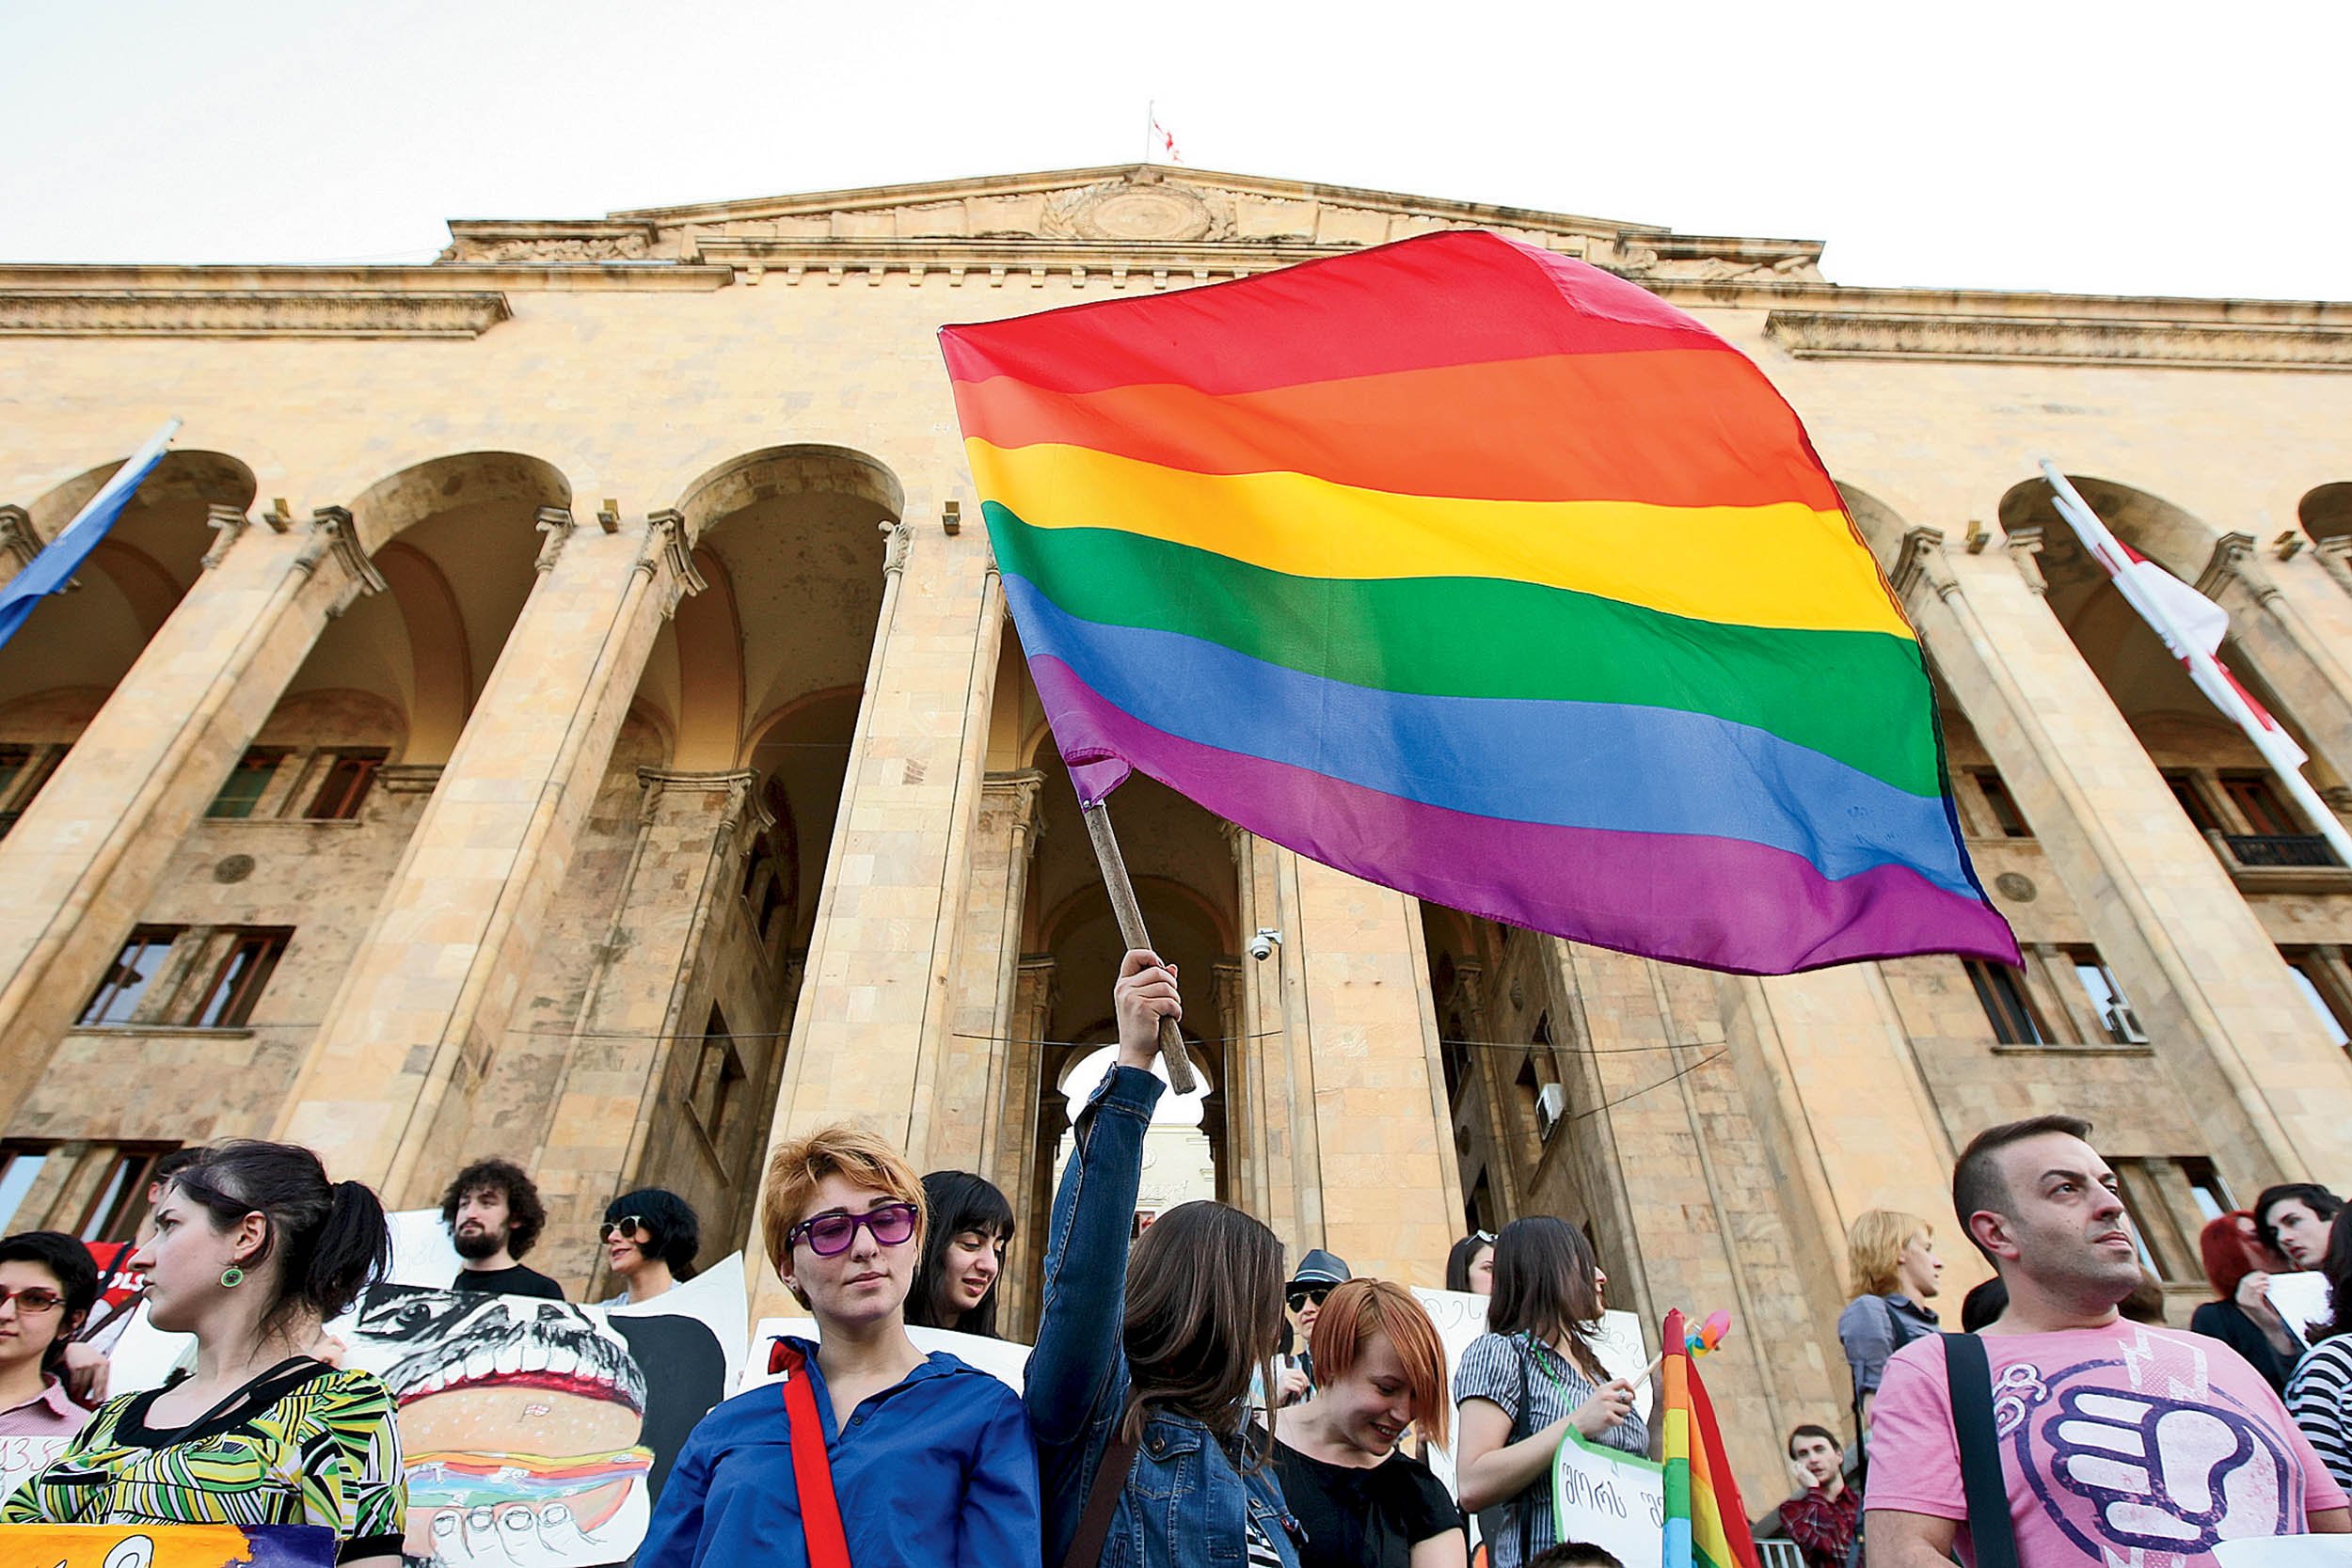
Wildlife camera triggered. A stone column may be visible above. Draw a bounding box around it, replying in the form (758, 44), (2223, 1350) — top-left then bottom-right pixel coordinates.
(2195, 533), (2352, 788)
(530, 768), (762, 1279)
(277, 510), (701, 1198)
(1893, 525), (2352, 1186)
(993, 955), (1057, 1335)
(0, 506), (382, 1129)
(1271, 850), (1464, 1286)
(744, 502), (1006, 1325)
(931, 768), (1045, 1172)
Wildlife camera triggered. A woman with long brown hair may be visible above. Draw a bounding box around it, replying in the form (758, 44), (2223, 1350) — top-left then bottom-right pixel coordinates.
(1453, 1216), (1643, 1568)
(1274, 1279), (1465, 1568)
(1025, 949), (1302, 1568)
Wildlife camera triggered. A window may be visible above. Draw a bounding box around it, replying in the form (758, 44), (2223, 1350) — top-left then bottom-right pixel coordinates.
(78, 927), (183, 1027)
(2069, 950), (2147, 1044)
(207, 749), (287, 819)
(186, 929), (289, 1028)
(687, 1006), (747, 1144)
(2283, 950), (2352, 1048)
(2222, 772), (2300, 838)
(75, 1148), (177, 1243)
(306, 749), (388, 820)
(1973, 770), (2031, 838)
(2165, 771), (2223, 834)
(0, 1148), (51, 1232)
(1965, 958), (2050, 1045)
(2180, 1158), (2233, 1225)
(0, 743), (63, 839)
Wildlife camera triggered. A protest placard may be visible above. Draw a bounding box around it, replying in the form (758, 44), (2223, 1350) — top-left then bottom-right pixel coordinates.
(0, 1523), (336, 1565)
(2269, 1270), (2332, 1338)
(0, 1433), (70, 1508)
(1552, 1429), (1666, 1568)
(332, 1254), (744, 1568)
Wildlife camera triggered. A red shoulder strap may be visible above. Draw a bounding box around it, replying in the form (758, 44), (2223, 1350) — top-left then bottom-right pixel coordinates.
(771, 1341), (853, 1568)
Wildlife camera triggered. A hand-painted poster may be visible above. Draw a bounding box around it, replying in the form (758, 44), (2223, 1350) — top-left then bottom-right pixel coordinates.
(0, 1433), (71, 1508)
(335, 1256), (745, 1568)
(0, 1522), (337, 1565)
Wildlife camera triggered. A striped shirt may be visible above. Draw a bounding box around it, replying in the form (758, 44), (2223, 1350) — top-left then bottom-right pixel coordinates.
(2289, 1335), (2352, 1489)
(1453, 1332), (1647, 1568)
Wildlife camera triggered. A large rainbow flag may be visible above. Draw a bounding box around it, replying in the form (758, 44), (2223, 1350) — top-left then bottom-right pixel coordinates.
(939, 230), (2018, 974)
(1660, 1307), (1761, 1568)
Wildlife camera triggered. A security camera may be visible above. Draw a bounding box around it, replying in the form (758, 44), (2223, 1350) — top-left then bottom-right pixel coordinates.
(1249, 927), (1283, 961)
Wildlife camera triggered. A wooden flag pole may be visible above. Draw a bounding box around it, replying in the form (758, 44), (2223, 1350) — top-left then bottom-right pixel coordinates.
(1080, 798), (1200, 1095)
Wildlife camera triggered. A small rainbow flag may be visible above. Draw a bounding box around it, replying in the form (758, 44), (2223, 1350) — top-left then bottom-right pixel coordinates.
(939, 230), (2018, 974)
(1661, 1307), (1760, 1568)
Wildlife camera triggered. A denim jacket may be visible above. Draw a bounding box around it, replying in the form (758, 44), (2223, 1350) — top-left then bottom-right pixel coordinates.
(1025, 1063), (1303, 1568)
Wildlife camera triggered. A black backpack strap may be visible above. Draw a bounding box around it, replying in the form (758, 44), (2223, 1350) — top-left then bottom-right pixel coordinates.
(1942, 1333), (2021, 1568)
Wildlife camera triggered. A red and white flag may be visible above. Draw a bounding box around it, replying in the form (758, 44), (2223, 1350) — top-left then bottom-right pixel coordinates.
(2042, 463), (2308, 769)
(1151, 115), (1183, 165)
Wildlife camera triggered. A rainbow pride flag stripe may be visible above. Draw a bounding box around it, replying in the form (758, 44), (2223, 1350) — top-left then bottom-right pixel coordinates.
(941, 230), (2018, 974)
(1661, 1308), (1761, 1568)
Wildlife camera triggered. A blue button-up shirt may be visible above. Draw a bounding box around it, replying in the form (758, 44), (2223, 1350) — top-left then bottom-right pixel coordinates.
(637, 1338), (1041, 1568)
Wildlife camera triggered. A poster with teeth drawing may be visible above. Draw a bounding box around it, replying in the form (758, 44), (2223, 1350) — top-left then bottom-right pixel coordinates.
(333, 1255), (744, 1568)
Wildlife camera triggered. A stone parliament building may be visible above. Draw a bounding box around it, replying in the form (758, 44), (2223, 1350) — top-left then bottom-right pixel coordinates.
(4, 164), (2351, 1497)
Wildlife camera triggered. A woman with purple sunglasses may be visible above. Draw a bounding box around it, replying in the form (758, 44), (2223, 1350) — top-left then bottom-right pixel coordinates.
(636, 1126), (1040, 1567)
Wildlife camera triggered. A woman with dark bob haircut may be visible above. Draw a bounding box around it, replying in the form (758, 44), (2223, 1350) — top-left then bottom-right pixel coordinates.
(3, 1141), (405, 1565)
(1451, 1216), (1644, 1568)
(602, 1187), (702, 1306)
(906, 1170), (1016, 1337)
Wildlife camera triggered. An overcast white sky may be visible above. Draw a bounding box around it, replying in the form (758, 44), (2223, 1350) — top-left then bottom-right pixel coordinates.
(2, 1), (2344, 301)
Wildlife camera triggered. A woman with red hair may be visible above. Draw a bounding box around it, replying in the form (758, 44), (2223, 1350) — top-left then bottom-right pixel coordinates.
(1274, 1279), (1466, 1568)
(2188, 1209), (2303, 1392)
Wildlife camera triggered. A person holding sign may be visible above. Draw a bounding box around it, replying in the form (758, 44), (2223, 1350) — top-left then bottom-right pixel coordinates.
(1, 1141), (405, 1566)
(1273, 1279), (1465, 1567)
(2193, 1211), (2304, 1393)
(1026, 950), (1303, 1568)
(1453, 1218), (1645, 1568)
(635, 1127), (1039, 1568)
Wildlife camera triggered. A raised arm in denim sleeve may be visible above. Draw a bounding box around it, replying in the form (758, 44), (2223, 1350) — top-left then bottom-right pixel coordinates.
(1837, 1294), (1897, 1398)
(1024, 1062), (1166, 1448)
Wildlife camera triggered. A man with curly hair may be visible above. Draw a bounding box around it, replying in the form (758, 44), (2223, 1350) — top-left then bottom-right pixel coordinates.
(441, 1158), (564, 1301)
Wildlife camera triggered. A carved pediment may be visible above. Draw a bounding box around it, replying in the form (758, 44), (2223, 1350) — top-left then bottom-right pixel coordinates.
(435, 165), (1827, 282)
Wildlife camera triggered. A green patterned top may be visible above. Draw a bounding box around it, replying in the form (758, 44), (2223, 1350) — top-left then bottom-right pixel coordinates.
(0, 1358), (405, 1562)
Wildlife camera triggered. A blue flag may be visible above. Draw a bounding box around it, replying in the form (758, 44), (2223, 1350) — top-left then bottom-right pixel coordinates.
(0, 420), (182, 652)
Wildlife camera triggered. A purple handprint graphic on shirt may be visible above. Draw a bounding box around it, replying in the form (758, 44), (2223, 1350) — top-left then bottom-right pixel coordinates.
(2044, 1386), (2292, 1552)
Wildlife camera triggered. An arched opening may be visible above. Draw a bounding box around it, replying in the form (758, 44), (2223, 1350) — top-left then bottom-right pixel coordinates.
(2300, 483), (2352, 549)
(1417, 904), (1553, 1237)
(1008, 746), (1240, 1330)
(0, 451), (255, 831)
(614, 447), (895, 1237)
(257, 452), (568, 787)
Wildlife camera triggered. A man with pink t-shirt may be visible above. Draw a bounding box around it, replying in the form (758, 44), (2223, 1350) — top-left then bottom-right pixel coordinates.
(1867, 1114), (2350, 1568)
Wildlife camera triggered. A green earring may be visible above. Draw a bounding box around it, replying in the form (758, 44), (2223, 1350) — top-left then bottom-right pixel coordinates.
(220, 1266), (245, 1289)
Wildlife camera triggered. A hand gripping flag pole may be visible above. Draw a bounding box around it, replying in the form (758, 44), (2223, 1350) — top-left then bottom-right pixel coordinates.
(1081, 799), (1200, 1094)
(2039, 460), (2352, 870)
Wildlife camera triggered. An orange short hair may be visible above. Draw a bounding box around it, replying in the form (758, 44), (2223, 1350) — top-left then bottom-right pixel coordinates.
(759, 1125), (928, 1277)
(1308, 1278), (1452, 1450)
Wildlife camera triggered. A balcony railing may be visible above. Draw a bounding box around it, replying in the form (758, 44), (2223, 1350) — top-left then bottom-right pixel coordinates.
(2226, 833), (2341, 869)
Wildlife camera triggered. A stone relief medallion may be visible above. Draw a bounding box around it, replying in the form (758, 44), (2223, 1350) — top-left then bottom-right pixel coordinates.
(214, 854), (256, 884)
(1994, 872), (2037, 902)
(1041, 179), (1232, 243)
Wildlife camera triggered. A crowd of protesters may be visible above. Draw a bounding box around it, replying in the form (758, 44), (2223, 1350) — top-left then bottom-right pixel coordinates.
(5, 948), (2352, 1568)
